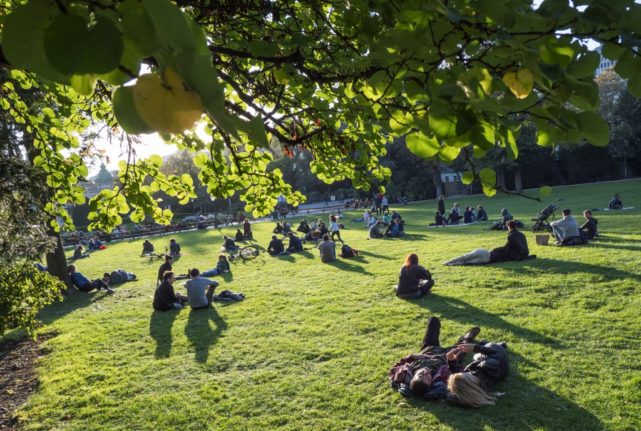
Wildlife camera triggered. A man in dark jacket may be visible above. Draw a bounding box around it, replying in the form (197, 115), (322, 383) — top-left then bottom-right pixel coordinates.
(157, 255), (173, 285)
(153, 271), (187, 311)
(267, 235), (285, 255)
(489, 220), (529, 262)
(437, 195), (446, 216)
(287, 232), (303, 253)
(580, 210), (598, 240)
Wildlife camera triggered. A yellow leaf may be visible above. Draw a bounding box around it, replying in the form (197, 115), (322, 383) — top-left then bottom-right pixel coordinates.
(502, 68), (534, 99)
(133, 68), (203, 134)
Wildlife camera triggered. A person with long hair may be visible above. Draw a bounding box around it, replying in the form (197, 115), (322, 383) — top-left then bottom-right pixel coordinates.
(389, 317), (509, 407)
(395, 253), (434, 299)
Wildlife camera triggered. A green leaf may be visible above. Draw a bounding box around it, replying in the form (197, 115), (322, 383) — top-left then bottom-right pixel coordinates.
(118, 0), (157, 56)
(502, 68), (534, 99)
(142, 0), (199, 53)
(567, 51), (600, 78)
(406, 132), (439, 159)
(539, 38), (575, 66)
(248, 41), (279, 57)
(44, 14), (123, 75)
(70, 75), (96, 96)
(479, 167), (496, 195)
(247, 117), (269, 148)
(627, 74), (641, 98)
(539, 185), (552, 198)
(536, 128), (556, 147)
(1, 0), (69, 83)
(461, 171), (474, 185)
(576, 111), (609, 147)
(429, 103), (457, 138)
(112, 86), (154, 134)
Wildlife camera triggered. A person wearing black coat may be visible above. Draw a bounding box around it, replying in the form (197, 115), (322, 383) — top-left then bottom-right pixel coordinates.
(395, 253), (434, 299)
(489, 221), (529, 262)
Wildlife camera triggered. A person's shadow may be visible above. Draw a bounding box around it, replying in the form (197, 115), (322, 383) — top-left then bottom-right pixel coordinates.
(185, 307), (228, 363)
(149, 310), (179, 359)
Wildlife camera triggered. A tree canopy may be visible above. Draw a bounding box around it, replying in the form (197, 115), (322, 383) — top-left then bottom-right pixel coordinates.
(2, 0), (641, 230)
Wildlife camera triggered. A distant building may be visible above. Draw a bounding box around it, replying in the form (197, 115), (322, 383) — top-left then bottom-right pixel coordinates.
(81, 163), (116, 198)
(595, 45), (615, 77)
(440, 166), (469, 196)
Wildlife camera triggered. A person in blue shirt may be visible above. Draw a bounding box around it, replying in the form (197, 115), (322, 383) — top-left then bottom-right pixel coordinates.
(68, 265), (113, 294)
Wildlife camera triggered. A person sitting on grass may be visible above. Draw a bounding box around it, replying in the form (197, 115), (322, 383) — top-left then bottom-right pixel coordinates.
(88, 236), (103, 251)
(447, 203), (462, 224)
(68, 264), (114, 294)
(443, 220), (532, 266)
(157, 255), (173, 285)
(73, 244), (90, 260)
(476, 205), (488, 221)
(608, 193), (623, 210)
(340, 243), (359, 258)
(142, 240), (155, 256)
(268, 235), (286, 256)
(103, 269), (136, 286)
(317, 234), (336, 263)
(202, 255), (231, 277)
(550, 209), (581, 245)
(287, 232), (304, 253)
(395, 253), (434, 299)
(282, 222), (292, 235)
(579, 210), (598, 241)
(235, 228), (244, 242)
(429, 211), (446, 227)
(389, 317), (509, 407)
(369, 221), (384, 239)
(273, 222), (283, 234)
(463, 206), (474, 224)
(385, 218), (405, 237)
(318, 220), (329, 237)
(169, 238), (181, 257)
(185, 268), (219, 310)
(223, 235), (237, 251)
(153, 271), (187, 311)
(382, 211), (392, 225)
(243, 217), (253, 240)
(297, 220), (311, 234)
(490, 208), (513, 230)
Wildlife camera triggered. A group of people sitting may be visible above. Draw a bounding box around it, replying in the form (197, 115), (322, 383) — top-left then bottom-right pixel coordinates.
(432, 196), (489, 227)
(368, 211), (405, 238)
(550, 208), (598, 245)
(267, 232), (304, 255)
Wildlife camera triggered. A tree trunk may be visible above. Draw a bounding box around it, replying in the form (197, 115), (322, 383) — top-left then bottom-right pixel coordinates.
(513, 167), (523, 192)
(45, 227), (72, 293)
(430, 161), (444, 197)
(496, 168), (506, 191)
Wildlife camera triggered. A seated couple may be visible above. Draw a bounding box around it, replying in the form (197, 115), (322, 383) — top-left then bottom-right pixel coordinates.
(268, 232), (304, 255)
(68, 264), (114, 294)
(395, 254), (434, 299)
(153, 269), (219, 311)
(443, 220), (533, 265)
(551, 209), (597, 245)
(384, 218), (405, 237)
(389, 317), (509, 407)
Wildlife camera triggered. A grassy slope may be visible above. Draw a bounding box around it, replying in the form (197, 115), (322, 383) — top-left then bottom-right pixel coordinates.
(15, 179), (641, 431)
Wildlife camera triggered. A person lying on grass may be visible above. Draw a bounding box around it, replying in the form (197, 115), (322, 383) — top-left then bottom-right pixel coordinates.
(68, 264), (114, 294)
(185, 268), (219, 310)
(395, 253), (434, 299)
(102, 270), (136, 286)
(201, 255), (231, 277)
(153, 271), (187, 311)
(389, 316), (509, 407)
(443, 220), (533, 266)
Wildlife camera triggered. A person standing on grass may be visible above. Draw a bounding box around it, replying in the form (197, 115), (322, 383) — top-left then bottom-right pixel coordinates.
(157, 255), (173, 285)
(68, 265), (114, 294)
(329, 215), (344, 243)
(395, 253), (434, 299)
(317, 234), (336, 263)
(153, 271), (187, 311)
(438, 195), (446, 216)
(243, 217), (253, 240)
(184, 268), (219, 310)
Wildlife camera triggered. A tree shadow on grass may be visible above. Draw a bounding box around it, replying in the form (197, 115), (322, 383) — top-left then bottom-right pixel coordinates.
(149, 310), (179, 359)
(498, 257), (641, 282)
(410, 294), (559, 347)
(399, 233), (428, 241)
(185, 307), (228, 364)
(358, 250), (389, 260)
(408, 354), (603, 431)
(331, 259), (373, 275)
(588, 242), (641, 252)
(39, 290), (109, 326)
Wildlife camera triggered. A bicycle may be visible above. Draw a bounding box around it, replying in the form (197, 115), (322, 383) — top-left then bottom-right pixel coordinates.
(228, 245), (260, 261)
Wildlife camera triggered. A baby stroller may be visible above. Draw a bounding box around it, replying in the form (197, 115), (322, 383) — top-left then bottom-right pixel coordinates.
(531, 199), (564, 232)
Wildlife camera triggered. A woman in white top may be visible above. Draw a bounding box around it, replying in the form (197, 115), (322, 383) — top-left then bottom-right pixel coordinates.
(330, 215), (344, 243)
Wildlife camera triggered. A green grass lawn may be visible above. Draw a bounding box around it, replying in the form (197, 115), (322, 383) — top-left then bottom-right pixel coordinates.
(11, 179), (641, 430)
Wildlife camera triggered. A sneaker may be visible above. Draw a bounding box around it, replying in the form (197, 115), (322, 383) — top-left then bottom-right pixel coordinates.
(106, 288), (115, 295)
(457, 327), (480, 344)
